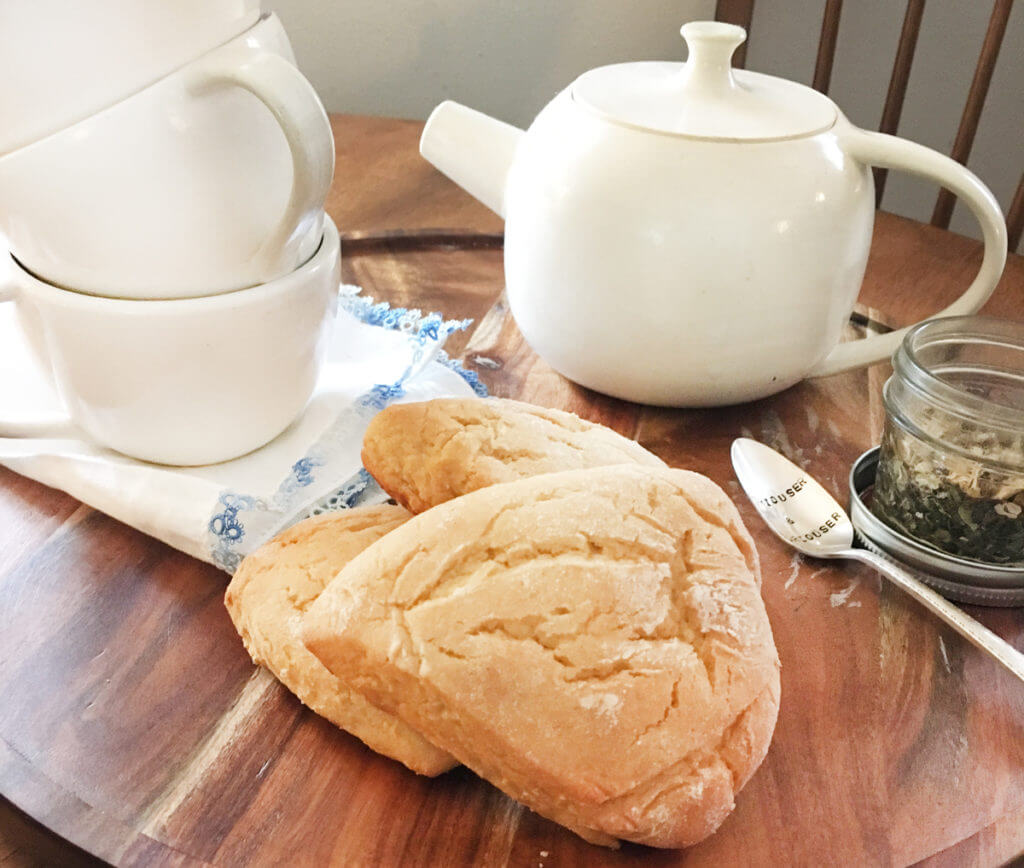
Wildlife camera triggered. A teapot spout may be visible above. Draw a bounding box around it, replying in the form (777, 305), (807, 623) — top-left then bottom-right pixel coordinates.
(420, 101), (523, 218)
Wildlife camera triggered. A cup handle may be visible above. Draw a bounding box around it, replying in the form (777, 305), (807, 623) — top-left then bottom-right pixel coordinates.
(807, 128), (1007, 378)
(184, 48), (335, 270)
(0, 271), (76, 438)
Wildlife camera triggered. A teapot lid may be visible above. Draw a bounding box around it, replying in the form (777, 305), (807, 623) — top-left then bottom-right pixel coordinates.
(571, 22), (837, 141)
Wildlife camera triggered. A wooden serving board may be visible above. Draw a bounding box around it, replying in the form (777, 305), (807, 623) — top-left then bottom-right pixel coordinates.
(2, 237), (1023, 867)
(5, 108), (1024, 863)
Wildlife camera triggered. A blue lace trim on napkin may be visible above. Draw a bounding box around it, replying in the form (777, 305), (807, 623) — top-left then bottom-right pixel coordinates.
(339, 289), (488, 399)
(206, 287), (487, 572)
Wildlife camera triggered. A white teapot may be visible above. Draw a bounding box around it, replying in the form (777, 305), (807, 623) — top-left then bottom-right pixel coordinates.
(420, 22), (1007, 406)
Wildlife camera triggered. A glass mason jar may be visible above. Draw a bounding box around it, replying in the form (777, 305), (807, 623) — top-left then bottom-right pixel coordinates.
(872, 315), (1024, 567)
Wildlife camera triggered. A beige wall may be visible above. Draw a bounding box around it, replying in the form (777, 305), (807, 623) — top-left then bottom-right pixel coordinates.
(272, 0), (713, 123)
(272, 0), (1022, 250)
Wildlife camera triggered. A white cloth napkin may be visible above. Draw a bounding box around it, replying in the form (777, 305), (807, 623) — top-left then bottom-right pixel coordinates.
(0, 286), (485, 572)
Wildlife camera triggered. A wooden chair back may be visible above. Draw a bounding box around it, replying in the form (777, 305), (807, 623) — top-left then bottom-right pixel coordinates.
(715, 0), (1022, 251)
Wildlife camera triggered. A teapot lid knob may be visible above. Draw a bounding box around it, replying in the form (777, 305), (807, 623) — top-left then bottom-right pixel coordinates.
(679, 21), (746, 96)
(570, 18), (837, 140)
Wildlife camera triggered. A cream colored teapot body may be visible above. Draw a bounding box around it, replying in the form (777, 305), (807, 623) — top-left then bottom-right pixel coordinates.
(421, 23), (1006, 406)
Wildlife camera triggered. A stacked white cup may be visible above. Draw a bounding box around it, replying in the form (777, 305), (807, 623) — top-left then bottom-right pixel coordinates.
(0, 3), (340, 465)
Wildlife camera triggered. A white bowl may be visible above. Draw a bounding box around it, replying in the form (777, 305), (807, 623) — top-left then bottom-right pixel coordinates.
(0, 0), (261, 156)
(0, 13), (334, 299)
(0, 215), (341, 466)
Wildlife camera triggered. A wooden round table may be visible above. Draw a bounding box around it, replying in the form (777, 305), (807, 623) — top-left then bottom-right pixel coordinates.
(2, 115), (1023, 867)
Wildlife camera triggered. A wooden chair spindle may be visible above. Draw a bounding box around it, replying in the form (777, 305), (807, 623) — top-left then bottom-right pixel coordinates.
(931, 0), (1015, 229)
(714, 0), (755, 67)
(1007, 173), (1024, 252)
(812, 0), (844, 93)
(875, 0), (928, 208)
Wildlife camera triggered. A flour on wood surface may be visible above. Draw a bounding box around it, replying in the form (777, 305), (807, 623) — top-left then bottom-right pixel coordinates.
(938, 636), (952, 674)
(785, 553), (803, 590)
(830, 578), (862, 608)
(471, 355), (502, 369)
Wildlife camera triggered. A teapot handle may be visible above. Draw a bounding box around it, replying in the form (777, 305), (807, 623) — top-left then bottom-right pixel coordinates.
(808, 128), (1007, 378)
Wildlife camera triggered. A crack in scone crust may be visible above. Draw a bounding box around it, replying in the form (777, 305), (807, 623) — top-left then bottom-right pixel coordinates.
(303, 465), (780, 848)
(361, 398), (667, 513)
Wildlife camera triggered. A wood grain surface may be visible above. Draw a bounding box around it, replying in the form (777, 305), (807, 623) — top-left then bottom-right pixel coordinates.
(2, 115), (1023, 867)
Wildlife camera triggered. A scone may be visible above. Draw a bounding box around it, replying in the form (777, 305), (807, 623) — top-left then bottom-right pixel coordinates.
(361, 397), (665, 513)
(225, 506), (456, 777)
(302, 466), (779, 847)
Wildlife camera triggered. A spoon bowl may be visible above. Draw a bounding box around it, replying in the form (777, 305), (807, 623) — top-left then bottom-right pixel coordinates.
(731, 437), (856, 557)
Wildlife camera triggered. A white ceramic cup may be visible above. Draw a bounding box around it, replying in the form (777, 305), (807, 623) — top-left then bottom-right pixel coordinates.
(0, 13), (334, 299)
(0, 216), (341, 466)
(0, 0), (261, 156)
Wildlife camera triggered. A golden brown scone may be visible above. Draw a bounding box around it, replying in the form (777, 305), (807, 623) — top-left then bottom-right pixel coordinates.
(361, 397), (665, 513)
(302, 466), (779, 847)
(224, 506), (456, 777)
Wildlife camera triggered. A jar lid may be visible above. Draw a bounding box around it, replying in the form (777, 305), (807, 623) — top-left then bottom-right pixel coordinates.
(571, 21), (837, 141)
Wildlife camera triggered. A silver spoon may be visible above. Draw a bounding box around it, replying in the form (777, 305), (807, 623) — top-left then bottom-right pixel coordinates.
(731, 437), (1024, 684)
